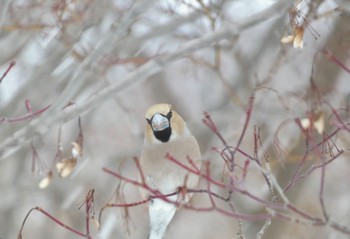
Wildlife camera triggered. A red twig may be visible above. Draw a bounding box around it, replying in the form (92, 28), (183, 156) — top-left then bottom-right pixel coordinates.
(242, 159), (250, 182)
(0, 100), (76, 124)
(97, 96), (350, 236)
(292, 150), (344, 186)
(321, 49), (350, 74)
(25, 100), (32, 113)
(165, 154), (226, 189)
(102, 164), (168, 202)
(283, 151), (309, 194)
(232, 92), (255, 161)
(0, 60), (16, 84)
(102, 153), (329, 224)
(318, 153), (329, 221)
(0, 103), (51, 124)
(101, 159), (275, 221)
(325, 100), (350, 133)
(202, 111), (227, 146)
(17, 189), (96, 239)
(78, 189), (95, 237)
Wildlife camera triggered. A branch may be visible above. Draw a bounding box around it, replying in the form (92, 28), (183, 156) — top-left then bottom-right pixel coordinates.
(0, 60), (16, 84)
(17, 189), (96, 239)
(0, 0), (292, 160)
(0, 102), (51, 124)
(321, 49), (350, 74)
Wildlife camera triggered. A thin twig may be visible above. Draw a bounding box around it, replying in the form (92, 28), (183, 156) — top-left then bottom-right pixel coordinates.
(0, 0), (292, 160)
(0, 60), (15, 84)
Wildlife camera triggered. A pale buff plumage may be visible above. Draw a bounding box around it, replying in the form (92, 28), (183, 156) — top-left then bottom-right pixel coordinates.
(139, 103), (201, 239)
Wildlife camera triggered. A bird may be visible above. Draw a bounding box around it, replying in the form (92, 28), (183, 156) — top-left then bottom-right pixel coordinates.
(139, 103), (201, 239)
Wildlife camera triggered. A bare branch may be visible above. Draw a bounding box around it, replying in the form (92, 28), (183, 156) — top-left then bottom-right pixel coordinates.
(0, 0), (292, 160)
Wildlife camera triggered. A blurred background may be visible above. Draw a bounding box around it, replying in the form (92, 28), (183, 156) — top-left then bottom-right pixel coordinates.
(1, 0), (350, 238)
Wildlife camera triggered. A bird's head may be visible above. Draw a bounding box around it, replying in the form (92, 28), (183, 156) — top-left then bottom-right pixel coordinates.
(145, 104), (187, 143)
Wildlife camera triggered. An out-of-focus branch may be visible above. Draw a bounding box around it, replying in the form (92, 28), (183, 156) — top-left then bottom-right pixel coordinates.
(0, 0), (11, 28)
(47, 0), (158, 112)
(0, 0), (292, 160)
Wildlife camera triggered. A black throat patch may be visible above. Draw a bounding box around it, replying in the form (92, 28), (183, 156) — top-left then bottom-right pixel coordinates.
(153, 127), (172, 143)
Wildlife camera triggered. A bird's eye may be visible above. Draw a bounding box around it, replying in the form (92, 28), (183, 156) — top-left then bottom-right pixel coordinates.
(146, 118), (152, 125)
(166, 111), (173, 120)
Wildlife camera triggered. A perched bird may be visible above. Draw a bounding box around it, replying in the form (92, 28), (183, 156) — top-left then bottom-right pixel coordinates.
(139, 103), (201, 239)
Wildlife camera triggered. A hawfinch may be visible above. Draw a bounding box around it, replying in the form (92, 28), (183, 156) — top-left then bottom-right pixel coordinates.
(139, 103), (201, 239)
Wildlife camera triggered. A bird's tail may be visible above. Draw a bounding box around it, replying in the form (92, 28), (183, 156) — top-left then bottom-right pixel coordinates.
(148, 198), (177, 239)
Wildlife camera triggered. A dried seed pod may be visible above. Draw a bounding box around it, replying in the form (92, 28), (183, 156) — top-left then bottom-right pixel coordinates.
(56, 157), (77, 178)
(38, 171), (53, 189)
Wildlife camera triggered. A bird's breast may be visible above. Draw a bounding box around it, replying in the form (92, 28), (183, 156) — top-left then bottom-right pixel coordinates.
(139, 135), (201, 197)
